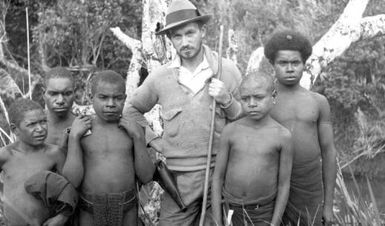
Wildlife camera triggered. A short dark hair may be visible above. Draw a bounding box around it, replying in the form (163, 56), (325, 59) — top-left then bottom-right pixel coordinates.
(264, 29), (312, 64)
(8, 98), (43, 126)
(241, 70), (275, 95)
(90, 70), (126, 95)
(44, 67), (74, 88)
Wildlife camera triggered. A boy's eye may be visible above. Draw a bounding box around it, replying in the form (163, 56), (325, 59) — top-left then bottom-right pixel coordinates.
(47, 91), (58, 96)
(64, 91), (73, 96)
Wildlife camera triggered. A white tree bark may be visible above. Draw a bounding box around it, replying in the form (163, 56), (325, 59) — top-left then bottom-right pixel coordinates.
(110, 27), (142, 100)
(246, 0), (385, 90)
(0, 68), (22, 97)
(300, 0), (370, 89)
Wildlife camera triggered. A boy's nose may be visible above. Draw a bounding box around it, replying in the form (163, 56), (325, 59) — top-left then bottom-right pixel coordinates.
(35, 123), (46, 132)
(56, 94), (65, 104)
(287, 63), (294, 71)
(106, 98), (116, 107)
(249, 98), (257, 107)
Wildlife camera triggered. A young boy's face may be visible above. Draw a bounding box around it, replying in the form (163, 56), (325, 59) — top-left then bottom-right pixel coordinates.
(273, 50), (304, 86)
(92, 82), (126, 123)
(44, 77), (75, 117)
(14, 109), (48, 146)
(240, 82), (273, 121)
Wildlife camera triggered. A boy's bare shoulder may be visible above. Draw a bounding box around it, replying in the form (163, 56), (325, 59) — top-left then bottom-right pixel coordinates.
(0, 144), (13, 160)
(221, 121), (239, 137)
(44, 143), (63, 157)
(270, 118), (292, 140)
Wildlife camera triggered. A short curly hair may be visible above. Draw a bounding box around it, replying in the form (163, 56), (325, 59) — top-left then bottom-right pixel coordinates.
(44, 67), (74, 88)
(241, 70), (275, 96)
(8, 98), (44, 126)
(90, 70), (126, 95)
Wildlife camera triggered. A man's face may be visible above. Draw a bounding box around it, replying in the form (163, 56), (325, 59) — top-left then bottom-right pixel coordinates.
(92, 82), (126, 123)
(169, 22), (205, 61)
(44, 77), (75, 118)
(14, 109), (48, 146)
(273, 50), (304, 86)
(240, 82), (273, 121)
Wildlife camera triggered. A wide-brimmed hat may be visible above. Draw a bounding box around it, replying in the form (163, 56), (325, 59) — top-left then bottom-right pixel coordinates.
(156, 0), (211, 35)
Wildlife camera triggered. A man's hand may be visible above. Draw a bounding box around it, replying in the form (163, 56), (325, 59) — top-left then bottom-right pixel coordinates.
(322, 206), (334, 226)
(119, 117), (144, 140)
(208, 78), (231, 105)
(42, 214), (68, 226)
(69, 115), (92, 139)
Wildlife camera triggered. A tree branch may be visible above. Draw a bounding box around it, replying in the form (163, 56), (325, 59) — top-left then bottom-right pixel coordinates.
(300, 0), (370, 89)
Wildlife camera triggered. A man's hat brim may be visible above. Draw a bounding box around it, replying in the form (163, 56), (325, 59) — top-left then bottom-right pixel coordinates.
(156, 15), (211, 35)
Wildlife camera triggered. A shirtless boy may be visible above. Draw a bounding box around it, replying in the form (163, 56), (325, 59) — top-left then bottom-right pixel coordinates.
(212, 72), (293, 226)
(43, 67), (76, 146)
(264, 30), (337, 225)
(62, 70), (155, 226)
(0, 99), (69, 226)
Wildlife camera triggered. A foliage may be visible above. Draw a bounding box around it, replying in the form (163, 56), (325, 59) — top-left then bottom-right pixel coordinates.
(314, 36), (385, 177)
(223, 0), (346, 73)
(32, 0), (139, 73)
(334, 166), (384, 225)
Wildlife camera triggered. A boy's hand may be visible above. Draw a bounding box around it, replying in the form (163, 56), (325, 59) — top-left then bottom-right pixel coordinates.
(119, 118), (144, 140)
(70, 115), (92, 139)
(42, 213), (68, 226)
(208, 78), (231, 105)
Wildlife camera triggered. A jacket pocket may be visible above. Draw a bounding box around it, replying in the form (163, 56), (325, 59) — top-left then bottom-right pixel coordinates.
(161, 108), (182, 138)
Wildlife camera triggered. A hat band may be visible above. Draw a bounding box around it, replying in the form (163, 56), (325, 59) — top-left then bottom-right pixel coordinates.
(166, 9), (200, 26)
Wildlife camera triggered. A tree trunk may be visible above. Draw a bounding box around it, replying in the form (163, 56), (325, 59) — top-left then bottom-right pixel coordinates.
(300, 0), (371, 89)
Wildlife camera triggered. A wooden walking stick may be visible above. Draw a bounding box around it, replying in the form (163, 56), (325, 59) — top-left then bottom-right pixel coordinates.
(199, 25), (225, 226)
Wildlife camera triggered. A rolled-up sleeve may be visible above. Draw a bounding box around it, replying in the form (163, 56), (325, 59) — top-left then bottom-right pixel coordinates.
(220, 61), (243, 121)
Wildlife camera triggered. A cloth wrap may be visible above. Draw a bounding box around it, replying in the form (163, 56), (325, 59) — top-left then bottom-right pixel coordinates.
(24, 170), (78, 218)
(282, 158), (324, 226)
(223, 188), (276, 226)
(79, 189), (137, 226)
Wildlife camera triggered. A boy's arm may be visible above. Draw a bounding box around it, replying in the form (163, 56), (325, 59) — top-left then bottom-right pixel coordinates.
(119, 118), (155, 184)
(317, 95), (337, 224)
(271, 130), (293, 226)
(212, 126), (232, 226)
(53, 145), (66, 174)
(62, 115), (92, 187)
(0, 147), (10, 169)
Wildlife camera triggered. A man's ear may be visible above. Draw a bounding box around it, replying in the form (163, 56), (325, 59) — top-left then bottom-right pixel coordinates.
(201, 24), (207, 39)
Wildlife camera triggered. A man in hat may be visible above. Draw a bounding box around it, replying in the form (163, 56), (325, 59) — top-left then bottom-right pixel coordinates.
(264, 30), (337, 226)
(124, 0), (243, 225)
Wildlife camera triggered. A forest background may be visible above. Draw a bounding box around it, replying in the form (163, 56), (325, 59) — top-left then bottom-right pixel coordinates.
(0, 0), (385, 224)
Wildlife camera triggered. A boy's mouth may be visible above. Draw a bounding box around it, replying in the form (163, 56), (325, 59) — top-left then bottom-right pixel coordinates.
(53, 107), (68, 112)
(34, 135), (46, 141)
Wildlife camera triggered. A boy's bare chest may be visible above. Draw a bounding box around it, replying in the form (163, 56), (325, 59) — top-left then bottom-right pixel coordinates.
(232, 129), (280, 157)
(272, 95), (319, 124)
(4, 153), (55, 181)
(82, 128), (133, 156)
